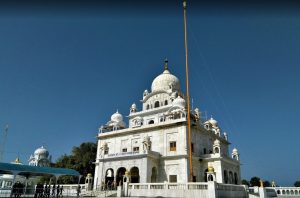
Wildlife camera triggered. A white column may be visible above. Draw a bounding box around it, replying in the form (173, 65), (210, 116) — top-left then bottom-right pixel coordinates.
(207, 181), (217, 198)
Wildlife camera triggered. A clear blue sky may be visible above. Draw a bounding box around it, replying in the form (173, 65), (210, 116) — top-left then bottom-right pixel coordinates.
(0, 0), (299, 186)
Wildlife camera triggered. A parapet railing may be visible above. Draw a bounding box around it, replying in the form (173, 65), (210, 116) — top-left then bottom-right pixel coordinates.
(272, 187), (300, 196)
(128, 182), (208, 190)
(216, 183), (247, 192)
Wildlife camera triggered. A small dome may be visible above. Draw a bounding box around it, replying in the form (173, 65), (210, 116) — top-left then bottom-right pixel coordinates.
(214, 139), (220, 145)
(34, 146), (49, 156)
(151, 60), (180, 92)
(232, 148), (238, 153)
(131, 103), (136, 109)
(87, 173), (92, 177)
(208, 117), (218, 127)
(111, 110), (123, 122)
(171, 92), (178, 98)
(208, 165), (215, 173)
(172, 96), (186, 108)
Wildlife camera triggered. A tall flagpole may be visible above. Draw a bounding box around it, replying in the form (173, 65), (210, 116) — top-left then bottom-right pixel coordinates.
(183, 0), (193, 182)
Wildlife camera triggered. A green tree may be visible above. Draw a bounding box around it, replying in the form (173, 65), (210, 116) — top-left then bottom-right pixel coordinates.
(294, 181), (300, 187)
(55, 142), (97, 184)
(250, 176), (261, 187)
(263, 180), (271, 187)
(241, 179), (250, 186)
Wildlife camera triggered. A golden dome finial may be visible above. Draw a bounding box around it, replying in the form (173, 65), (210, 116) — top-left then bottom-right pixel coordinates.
(208, 165), (214, 173)
(125, 170), (130, 177)
(12, 156), (22, 164)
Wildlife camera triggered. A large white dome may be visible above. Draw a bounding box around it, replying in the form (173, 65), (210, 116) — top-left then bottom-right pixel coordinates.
(111, 111), (123, 122)
(151, 60), (180, 92)
(34, 146), (49, 156)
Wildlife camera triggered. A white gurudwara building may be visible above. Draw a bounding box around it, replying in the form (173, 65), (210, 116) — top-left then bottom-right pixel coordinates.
(28, 146), (51, 167)
(93, 60), (241, 189)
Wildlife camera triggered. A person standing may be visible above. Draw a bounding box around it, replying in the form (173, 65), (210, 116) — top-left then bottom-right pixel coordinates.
(76, 185), (81, 198)
(56, 185), (60, 198)
(59, 185), (63, 197)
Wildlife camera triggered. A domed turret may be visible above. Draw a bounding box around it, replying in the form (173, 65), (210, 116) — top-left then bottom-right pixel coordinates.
(232, 148), (238, 154)
(111, 110), (123, 122)
(151, 59), (180, 92)
(34, 146), (49, 157)
(208, 117), (218, 127)
(232, 148), (239, 161)
(106, 110), (126, 129)
(130, 103), (137, 113)
(172, 96), (186, 108)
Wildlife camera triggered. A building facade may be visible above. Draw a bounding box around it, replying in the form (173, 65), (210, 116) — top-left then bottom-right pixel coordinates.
(93, 60), (241, 189)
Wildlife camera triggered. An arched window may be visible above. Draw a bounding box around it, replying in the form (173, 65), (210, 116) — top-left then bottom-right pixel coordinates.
(146, 104), (150, 110)
(105, 168), (114, 187)
(154, 101), (160, 108)
(214, 147), (219, 154)
(277, 190), (281, 195)
(165, 100), (168, 105)
(130, 167), (140, 183)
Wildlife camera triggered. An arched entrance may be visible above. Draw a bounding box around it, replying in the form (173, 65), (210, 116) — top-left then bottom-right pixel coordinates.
(130, 167), (140, 183)
(234, 172), (238, 184)
(224, 170), (228, 184)
(151, 167), (157, 182)
(116, 167), (126, 186)
(105, 168), (114, 189)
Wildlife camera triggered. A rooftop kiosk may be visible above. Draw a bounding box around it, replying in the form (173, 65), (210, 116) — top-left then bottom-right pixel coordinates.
(0, 162), (81, 197)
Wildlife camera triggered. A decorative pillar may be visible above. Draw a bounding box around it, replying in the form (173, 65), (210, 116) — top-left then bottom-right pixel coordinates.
(207, 165), (216, 182)
(123, 170), (130, 197)
(85, 173), (93, 191)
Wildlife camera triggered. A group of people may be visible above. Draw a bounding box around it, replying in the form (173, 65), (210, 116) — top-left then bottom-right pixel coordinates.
(34, 184), (63, 198)
(11, 182), (25, 198)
